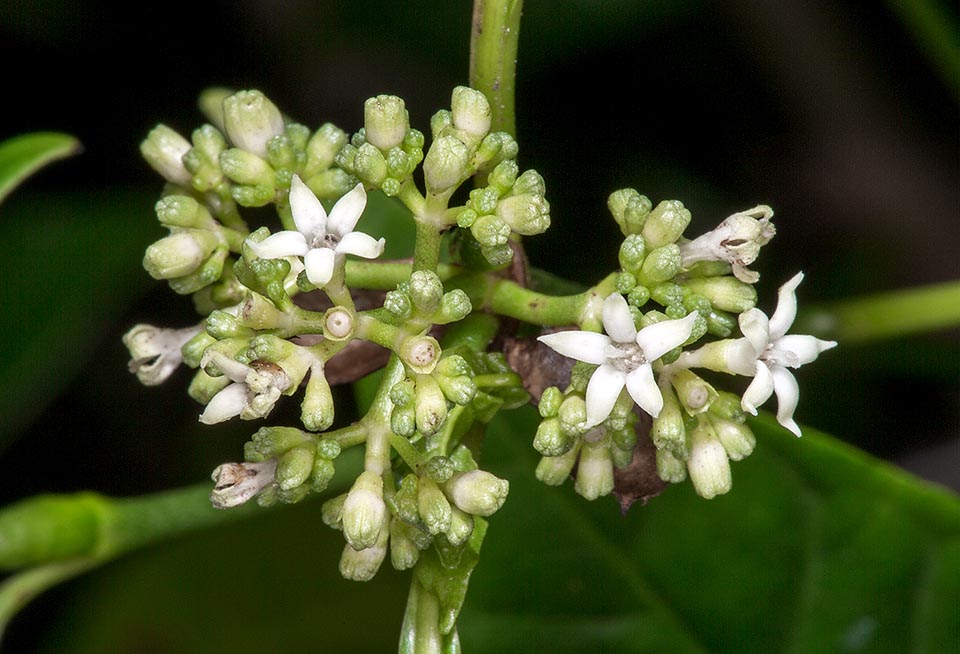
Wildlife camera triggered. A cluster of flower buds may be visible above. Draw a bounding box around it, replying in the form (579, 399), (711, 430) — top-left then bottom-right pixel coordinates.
(533, 191), (836, 499)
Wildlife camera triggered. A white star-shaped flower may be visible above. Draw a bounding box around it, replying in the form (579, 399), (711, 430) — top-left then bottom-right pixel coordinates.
(538, 294), (699, 427)
(245, 175), (384, 286)
(737, 272), (837, 436)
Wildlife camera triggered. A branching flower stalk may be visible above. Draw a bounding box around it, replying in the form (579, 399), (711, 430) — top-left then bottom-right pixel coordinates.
(122, 5), (835, 648)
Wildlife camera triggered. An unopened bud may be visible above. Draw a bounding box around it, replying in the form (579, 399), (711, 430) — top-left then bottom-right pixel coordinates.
(408, 270), (444, 313)
(656, 448), (687, 483)
(686, 419), (732, 499)
(451, 86), (492, 140)
(418, 477), (452, 536)
(642, 200), (691, 249)
(443, 469), (509, 516)
(712, 417), (756, 461)
(389, 517), (421, 570)
(275, 445), (315, 491)
(682, 277), (757, 313)
(143, 230), (219, 280)
(364, 95), (409, 150)
(141, 125), (193, 186)
(301, 362), (334, 432)
(608, 188), (652, 236)
(154, 195), (216, 230)
(618, 234), (647, 273)
(414, 373), (447, 436)
(304, 123), (348, 178)
(497, 192), (550, 236)
(639, 244), (682, 284)
(352, 143), (388, 186)
(535, 442), (580, 486)
(445, 505), (475, 546)
(339, 527), (388, 582)
(219, 148), (274, 186)
(222, 90), (285, 159)
(341, 471), (387, 551)
(574, 433), (614, 501)
(423, 135), (469, 194)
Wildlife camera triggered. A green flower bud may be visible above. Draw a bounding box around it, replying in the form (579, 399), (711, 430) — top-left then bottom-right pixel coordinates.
(143, 230), (219, 280)
(713, 417), (756, 461)
(321, 493), (347, 530)
(389, 517), (421, 570)
(497, 192), (550, 236)
(409, 270), (444, 313)
(423, 135), (469, 194)
(569, 362), (596, 394)
(670, 369), (719, 415)
(471, 214), (510, 247)
(235, 292), (290, 331)
(414, 373), (447, 436)
(342, 471), (387, 551)
(182, 124), (226, 192)
(430, 109), (453, 138)
(608, 188), (652, 236)
(615, 272), (637, 294)
(445, 505), (475, 547)
(687, 419), (732, 499)
(618, 234), (647, 273)
(574, 434), (614, 501)
(383, 289), (413, 321)
(487, 159), (518, 191)
(255, 483), (280, 508)
(304, 123), (348, 178)
(154, 195), (216, 230)
(353, 142), (388, 186)
(304, 168), (356, 200)
(248, 426), (310, 458)
(181, 329), (217, 369)
(426, 456), (456, 484)
(275, 445), (315, 491)
(538, 387), (563, 418)
(706, 309), (737, 338)
(310, 457), (336, 493)
(277, 483), (310, 505)
(222, 90), (285, 159)
(512, 169), (546, 196)
(656, 448), (687, 483)
(435, 373), (477, 406)
(650, 282), (684, 308)
(339, 527), (388, 582)
(390, 474), (422, 525)
(219, 148), (274, 186)
(469, 186), (500, 214)
(433, 289), (473, 324)
(474, 131), (518, 168)
(141, 124), (193, 187)
(627, 284), (651, 308)
(443, 470), (509, 517)
(639, 244), (682, 285)
(611, 443), (634, 469)
(651, 383), (687, 455)
(166, 248), (227, 295)
(533, 418), (571, 457)
(265, 133), (299, 172)
(301, 363), (334, 432)
(642, 200), (691, 249)
(418, 477), (453, 535)
(558, 395), (588, 432)
(682, 276), (757, 313)
(390, 379), (417, 406)
(451, 86), (492, 140)
(709, 391), (747, 423)
(197, 87), (232, 132)
(204, 310), (253, 340)
(364, 95), (409, 150)
(535, 441), (581, 486)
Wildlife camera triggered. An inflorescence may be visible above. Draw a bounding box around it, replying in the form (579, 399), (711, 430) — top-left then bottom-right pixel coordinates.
(126, 86), (836, 647)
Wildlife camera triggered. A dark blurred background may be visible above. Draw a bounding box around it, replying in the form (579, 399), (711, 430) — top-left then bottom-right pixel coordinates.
(0, 0), (957, 650)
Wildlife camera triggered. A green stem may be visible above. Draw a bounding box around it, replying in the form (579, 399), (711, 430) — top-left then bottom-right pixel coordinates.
(470, 0), (524, 137)
(452, 272), (618, 328)
(413, 221), (444, 273)
(324, 257), (356, 310)
(0, 558), (97, 638)
(345, 260), (460, 290)
(799, 280), (960, 344)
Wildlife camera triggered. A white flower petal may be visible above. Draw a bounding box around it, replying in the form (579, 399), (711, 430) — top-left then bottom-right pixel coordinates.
(769, 272), (804, 340)
(738, 308), (770, 356)
(771, 364), (801, 436)
(202, 350), (253, 383)
(584, 364), (626, 427)
(200, 382), (248, 424)
(741, 360), (774, 415)
(336, 231), (385, 259)
(635, 312), (699, 362)
(327, 183), (368, 237)
(775, 335), (838, 367)
(289, 175), (328, 239)
(537, 331), (612, 365)
(600, 293), (637, 344)
(304, 247), (336, 286)
(246, 231), (310, 260)
(625, 363), (663, 417)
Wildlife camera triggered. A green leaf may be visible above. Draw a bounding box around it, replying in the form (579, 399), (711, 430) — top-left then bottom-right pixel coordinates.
(31, 408), (958, 653)
(459, 410), (960, 653)
(0, 133), (81, 205)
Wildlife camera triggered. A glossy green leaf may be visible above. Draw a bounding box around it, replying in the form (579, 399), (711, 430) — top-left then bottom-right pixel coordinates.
(0, 133), (81, 205)
(31, 407), (958, 653)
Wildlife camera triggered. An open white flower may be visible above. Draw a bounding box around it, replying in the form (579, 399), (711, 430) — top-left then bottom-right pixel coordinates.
(538, 294), (699, 427)
(737, 272), (837, 436)
(199, 351), (291, 424)
(123, 323), (203, 385)
(245, 175), (384, 286)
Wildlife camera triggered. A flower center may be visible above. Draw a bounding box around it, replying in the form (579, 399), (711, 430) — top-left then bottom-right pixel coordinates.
(311, 232), (340, 249)
(605, 342), (646, 373)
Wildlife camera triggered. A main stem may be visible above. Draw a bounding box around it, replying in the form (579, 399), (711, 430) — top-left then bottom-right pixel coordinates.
(470, 0), (524, 137)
